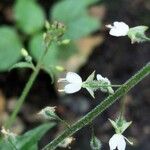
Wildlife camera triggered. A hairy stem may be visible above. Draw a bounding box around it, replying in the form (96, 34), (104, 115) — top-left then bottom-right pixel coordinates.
(4, 46), (49, 129)
(43, 62), (150, 150)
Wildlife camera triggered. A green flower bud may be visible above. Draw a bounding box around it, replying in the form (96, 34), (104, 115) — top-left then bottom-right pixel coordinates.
(21, 48), (28, 57)
(90, 135), (102, 150)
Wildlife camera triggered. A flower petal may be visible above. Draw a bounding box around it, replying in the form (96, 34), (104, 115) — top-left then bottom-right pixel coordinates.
(109, 134), (118, 150)
(66, 72), (82, 84)
(104, 77), (111, 84)
(64, 83), (81, 93)
(117, 134), (126, 150)
(109, 21), (129, 37)
(96, 74), (104, 81)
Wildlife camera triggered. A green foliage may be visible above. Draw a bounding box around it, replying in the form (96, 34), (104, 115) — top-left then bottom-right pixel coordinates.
(14, 0), (45, 34)
(29, 33), (59, 66)
(0, 27), (22, 71)
(29, 33), (77, 72)
(0, 123), (55, 150)
(10, 62), (35, 71)
(0, 0), (100, 73)
(51, 0), (100, 40)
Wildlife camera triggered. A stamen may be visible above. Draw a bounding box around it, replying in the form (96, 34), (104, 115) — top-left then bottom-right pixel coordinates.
(58, 78), (66, 82)
(106, 24), (113, 29)
(124, 136), (133, 145)
(58, 89), (65, 92)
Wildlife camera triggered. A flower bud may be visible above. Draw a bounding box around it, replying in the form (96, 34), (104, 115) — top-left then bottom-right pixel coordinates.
(45, 21), (50, 29)
(61, 39), (70, 45)
(21, 48), (28, 57)
(90, 135), (102, 150)
(55, 66), (65, 72)
(38, 106), (57, 120)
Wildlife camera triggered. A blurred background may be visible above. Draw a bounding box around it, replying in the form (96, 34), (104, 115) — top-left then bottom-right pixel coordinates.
(0, 0), (150, 149)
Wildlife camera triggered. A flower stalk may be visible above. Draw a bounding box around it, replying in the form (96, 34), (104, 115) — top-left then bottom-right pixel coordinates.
(42, 62), (150, 150)
(4, 45), (49, 129)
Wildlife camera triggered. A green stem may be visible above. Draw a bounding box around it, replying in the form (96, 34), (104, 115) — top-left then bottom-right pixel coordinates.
(56, 116), (71, 129)
(4, 46), (49, 129)
(42, 62), (150, 150)
(119, 96), (126, 120)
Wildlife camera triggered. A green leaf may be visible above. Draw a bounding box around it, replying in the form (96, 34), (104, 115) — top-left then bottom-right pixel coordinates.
(10, 62), (35, 71)
(29, 33), (77, 74)
(14, 0), (45, 34)
(0, 123), (56, 150)
(128, 26), (150, 43)
(16, 123), (55, 149)
(29, 33), (59, 67)
(51, 0), (100, 40)
(0, 26), (22, 71)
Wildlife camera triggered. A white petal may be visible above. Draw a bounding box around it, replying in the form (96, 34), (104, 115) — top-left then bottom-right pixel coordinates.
(109, 29), (124, 37)
(109, 21), (129, 37)
(104, 77), (111, 84)
(117, 134), (126, 150)
(64, 83), (81, 93)
(106, 24), (113, 28)
(109, 134), (118, 150)
(114, 22), (129, 31)
(96, 74), (104, 81)
(66, 72), (82, 84)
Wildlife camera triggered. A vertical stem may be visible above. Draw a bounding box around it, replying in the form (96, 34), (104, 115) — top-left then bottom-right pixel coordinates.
(42, 62), (150, 150)
(4, 46), (49, 129)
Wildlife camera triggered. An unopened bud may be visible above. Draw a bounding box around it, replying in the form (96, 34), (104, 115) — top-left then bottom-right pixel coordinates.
(21, 48), (28, 57)
(45, 21), (50, 29)
(38, 106), (57, 120)
(55, 66), (65, 72)
(61, 39), (70, 45)
(43, 33), (47, 40)
(90, 136), (102, 150)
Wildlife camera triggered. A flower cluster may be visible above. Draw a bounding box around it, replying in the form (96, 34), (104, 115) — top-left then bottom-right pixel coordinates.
(106, 21), (150, 43)
(58, 72), (114, 97)
(54, 20), (149, 150)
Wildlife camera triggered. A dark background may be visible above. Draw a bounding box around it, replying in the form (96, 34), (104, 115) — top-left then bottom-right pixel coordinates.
(0, 0), (150, 149)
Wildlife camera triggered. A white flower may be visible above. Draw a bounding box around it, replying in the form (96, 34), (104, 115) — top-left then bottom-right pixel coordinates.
(109, 134), (126, 150)
(58, 72), (82, 94)
(106, 22), (129, 37)
(96, 74), (114, 94)
(109, 134), (133, 150)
